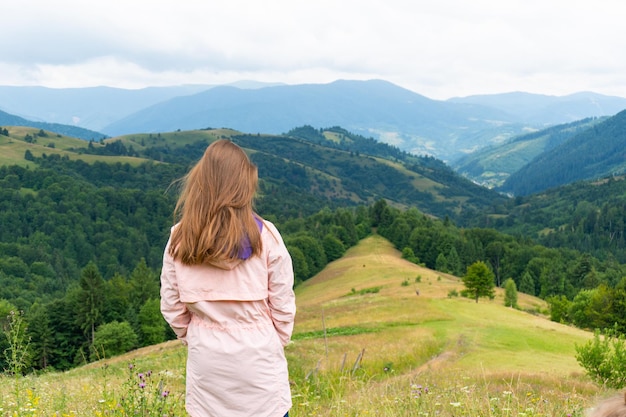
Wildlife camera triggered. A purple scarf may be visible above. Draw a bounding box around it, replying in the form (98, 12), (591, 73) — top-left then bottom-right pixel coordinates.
(238, 217), (264, 260)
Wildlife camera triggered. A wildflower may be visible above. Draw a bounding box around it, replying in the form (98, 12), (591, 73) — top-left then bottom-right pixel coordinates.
(139, 382), (146, 389)
(138, 373), (144, 380)
(162, 390), (170, 398)
(450, 402), (461, 407)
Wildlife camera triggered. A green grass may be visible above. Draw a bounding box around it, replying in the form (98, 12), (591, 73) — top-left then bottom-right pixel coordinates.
(0, 234), (614, 416)
(0, 127), (157, 167)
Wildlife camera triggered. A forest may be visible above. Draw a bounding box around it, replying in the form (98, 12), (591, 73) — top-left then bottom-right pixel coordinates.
(500, 109), (626, 195)
(1, 127), (626, 373)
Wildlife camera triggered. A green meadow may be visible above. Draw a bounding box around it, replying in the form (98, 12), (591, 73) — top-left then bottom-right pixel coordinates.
(0, 234), (614, 416)
(0, 127), (151, 167)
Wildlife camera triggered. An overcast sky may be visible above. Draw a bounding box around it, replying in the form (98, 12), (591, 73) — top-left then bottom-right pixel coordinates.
(1, 0), (624, 100)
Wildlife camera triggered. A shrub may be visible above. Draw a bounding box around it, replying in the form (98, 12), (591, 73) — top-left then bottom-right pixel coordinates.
(575, 327), (626, 389)
(91, 321), (138, 361)
(447, 289), (459, 298)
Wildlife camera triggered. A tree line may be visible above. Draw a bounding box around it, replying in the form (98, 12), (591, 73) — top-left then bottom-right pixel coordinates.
(477, 176), (626, 264)
(373, 199), (626, 332)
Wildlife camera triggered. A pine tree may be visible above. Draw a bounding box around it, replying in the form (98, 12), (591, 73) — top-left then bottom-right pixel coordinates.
(76, 262), (105, 346)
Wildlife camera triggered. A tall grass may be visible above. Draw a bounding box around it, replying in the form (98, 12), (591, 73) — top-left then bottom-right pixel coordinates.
(288, 367), (600, 417)
(0, 235), (614, 415)
(0, 342), (187, 416)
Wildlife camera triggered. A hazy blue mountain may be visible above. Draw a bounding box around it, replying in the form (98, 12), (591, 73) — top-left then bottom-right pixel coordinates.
(0, 109), (105, 140)
(0, 85), (214, 132)
(448, 91), (626, 125)
(102, 79), (534, 162)
(452, 117), (606, 188)
(3, 80), (625, 163)
(0, 82), (285, 133)
(499, 109), (626, 196)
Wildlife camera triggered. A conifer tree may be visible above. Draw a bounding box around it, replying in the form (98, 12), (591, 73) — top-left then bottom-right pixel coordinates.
(76, 262), (105, 346)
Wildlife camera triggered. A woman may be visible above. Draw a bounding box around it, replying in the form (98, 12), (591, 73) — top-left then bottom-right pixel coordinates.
(160, 139), (296, 417)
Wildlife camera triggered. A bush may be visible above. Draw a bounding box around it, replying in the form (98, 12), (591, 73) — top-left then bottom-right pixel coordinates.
(575, 327), (626, 389)
(447, 289), (459, 298)
(91, 321), (138, 361)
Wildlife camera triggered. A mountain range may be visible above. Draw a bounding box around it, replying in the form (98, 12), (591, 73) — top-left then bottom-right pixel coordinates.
(2, 79), (626, 197)
(0, 81), (281, 132)
(2, 80), (625, 164)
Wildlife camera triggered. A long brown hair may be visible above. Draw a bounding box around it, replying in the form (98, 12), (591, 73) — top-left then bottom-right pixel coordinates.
(587, 392), (626, 417)
(168, 139), (262, 266)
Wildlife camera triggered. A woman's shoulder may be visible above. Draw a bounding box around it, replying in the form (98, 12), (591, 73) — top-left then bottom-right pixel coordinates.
(256, 217), (286, 246)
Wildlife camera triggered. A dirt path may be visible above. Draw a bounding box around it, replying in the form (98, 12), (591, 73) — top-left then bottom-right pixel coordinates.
(413, 351), (456, 374)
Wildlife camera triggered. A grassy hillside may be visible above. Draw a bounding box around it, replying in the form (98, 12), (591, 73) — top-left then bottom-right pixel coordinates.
(0, 235), (607, 416)
(0, 126), (149, 167)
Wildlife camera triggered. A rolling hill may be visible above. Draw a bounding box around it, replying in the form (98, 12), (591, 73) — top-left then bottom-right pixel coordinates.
(0, 234), (601, 416)
(0, 124), (508, 224)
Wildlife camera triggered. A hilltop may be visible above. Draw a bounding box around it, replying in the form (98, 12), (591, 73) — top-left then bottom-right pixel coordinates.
(293, 234), (588, 376)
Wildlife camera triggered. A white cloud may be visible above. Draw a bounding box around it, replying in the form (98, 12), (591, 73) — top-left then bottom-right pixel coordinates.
(1, 0), (625, 99)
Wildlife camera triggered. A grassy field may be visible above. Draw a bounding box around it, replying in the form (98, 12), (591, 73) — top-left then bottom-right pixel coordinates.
(0, 234), (613, 416)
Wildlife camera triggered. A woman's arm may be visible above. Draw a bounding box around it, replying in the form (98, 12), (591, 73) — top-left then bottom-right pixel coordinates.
(160, 238), (191, 343)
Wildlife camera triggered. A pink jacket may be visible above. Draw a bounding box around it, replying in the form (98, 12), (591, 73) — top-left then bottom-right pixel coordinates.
(160, 219), (296, 417)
